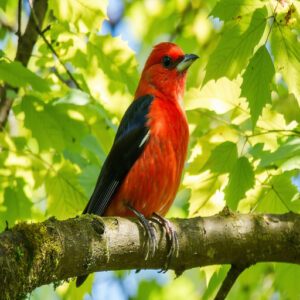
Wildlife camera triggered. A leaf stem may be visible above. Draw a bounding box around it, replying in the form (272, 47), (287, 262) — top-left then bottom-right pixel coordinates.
(26, 0), (82, 90)
(245, 129), (300, 138)
(264, 0), (279, 45)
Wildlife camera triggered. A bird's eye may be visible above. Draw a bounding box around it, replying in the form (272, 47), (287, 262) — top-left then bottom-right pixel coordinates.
(162, 56), (172, 68)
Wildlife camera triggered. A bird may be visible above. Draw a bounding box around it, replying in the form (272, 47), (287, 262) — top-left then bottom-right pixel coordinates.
(76, 42), (198, 287)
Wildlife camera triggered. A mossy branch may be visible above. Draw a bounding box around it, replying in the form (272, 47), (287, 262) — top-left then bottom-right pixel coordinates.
(1, 212), (300, 299)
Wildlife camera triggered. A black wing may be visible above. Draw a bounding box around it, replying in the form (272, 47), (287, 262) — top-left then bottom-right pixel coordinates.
(83, 94), (154, 215)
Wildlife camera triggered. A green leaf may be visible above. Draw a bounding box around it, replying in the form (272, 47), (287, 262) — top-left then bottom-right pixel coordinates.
(79, 164), (99, 197)
(0, 60), (50, 92)
(205, 142), (238, 173)
(228, 263), (275, 298)
(45, 162), (87, 218)
(87, 34), (139, 96)
(271, 20), (300, 105)
(170, 188), (191, 217)
(255, 172), (300, 213)
(49, 0), (108, 32)
(259, 138), (300, 168)
(203, 265), (231, 300)
(0, 0), (8, 10)
(241, 46), (275, 127)
(135, 279), (163, 300)
(274, 264), (300, 299)
(136, 275), (199, 300)
(60, 274), (94, 299)
(0, 179), (32, 229)
(49, 102), (89, 152)
(22, 96), (65, 151)
(81, 134), (106, 164)
(63, 150), (88, 168)
(281, 156), (300, 172)
(22, 95), (90, 153)
(210, 0), (266, 21)
(185, 78), (243, 114)
(249, 142), (265, 159)
(225, 157), (255, 210)
(187, 173), (224, 216)
(204, 7), (267, 82)
(53, 89), (90, 106)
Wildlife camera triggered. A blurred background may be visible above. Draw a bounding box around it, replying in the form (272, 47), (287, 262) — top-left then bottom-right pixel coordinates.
(1, 0), (300, 299)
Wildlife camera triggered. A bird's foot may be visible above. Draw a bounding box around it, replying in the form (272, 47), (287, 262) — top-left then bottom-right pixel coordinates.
(126, 204), (157, 260)
(150, 213), (179, 272)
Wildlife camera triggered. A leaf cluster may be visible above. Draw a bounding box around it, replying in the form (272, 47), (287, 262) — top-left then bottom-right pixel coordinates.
(0, 0), (300, 299)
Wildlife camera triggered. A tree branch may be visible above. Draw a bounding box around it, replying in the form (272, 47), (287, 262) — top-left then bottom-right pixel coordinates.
(1, 212), (300, 299)
(16, 0), (22, 39)
(15, 0), (48, 66)
(0, 86), (13, 130)
(0, 0), (48, 130)
(214, 264), (249, 300)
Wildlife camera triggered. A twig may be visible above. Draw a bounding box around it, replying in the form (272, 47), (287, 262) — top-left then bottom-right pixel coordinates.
(17, 0), (22, 39)
(245, 129), (300, 138)
(38, 30), (81, 89)
(264, 0), (280, 45)
(50, 66), (78, 88)
(169, 2), (193, 42)
(214, 264), (249, 300)
(27, 0), (82, 90)
(41, 24), (51, 34)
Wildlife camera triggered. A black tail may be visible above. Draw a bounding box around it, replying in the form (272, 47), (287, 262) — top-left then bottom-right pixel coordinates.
(76, 274), (89, 287)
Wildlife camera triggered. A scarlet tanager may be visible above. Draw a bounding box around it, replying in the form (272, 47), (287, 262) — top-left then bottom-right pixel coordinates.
(76, 42), (198, 287)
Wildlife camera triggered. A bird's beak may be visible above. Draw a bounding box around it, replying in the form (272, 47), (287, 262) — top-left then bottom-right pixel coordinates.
(176, 54), (199, 72)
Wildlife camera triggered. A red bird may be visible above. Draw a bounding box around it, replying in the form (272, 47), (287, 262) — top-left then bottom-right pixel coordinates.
(76, 42), (198, 287)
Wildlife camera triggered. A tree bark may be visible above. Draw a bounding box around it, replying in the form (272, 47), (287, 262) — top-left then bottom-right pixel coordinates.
(1, 212), (300, 299)
(0, 0), (48, 129)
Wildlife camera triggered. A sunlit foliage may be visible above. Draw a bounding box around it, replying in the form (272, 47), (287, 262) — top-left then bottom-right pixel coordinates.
(0, 0), (300, 298)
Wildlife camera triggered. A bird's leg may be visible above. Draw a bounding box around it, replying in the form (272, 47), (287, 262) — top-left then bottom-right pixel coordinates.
(125, 203), (157, 260)
(150, 213), (179, 272)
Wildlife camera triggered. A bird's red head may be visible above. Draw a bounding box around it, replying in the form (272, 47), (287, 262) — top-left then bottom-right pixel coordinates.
(135, 42), (198, 102)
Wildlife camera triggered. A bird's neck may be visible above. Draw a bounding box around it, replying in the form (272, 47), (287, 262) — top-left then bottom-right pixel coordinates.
(134, 75), (186, 104)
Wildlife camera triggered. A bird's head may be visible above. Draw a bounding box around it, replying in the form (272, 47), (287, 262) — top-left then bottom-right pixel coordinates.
(135, 42), (198, 102)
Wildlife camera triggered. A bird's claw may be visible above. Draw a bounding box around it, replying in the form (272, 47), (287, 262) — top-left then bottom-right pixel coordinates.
(125, 204), (179, 270)
(144, 220), (157, 260)
(150, 213), (179, 272)
(126, 204), (157, 260)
